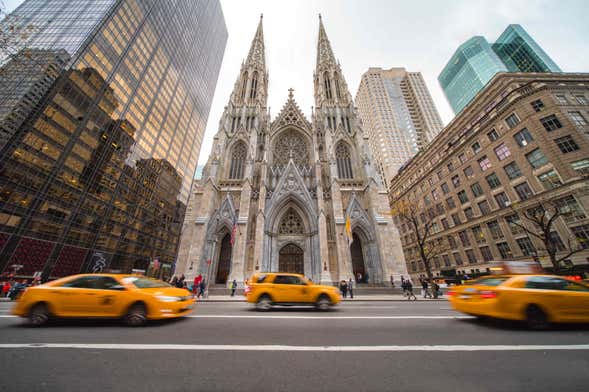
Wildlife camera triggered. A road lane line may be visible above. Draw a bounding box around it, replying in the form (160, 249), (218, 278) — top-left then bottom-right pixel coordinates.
(186, 315), (470, 319)
(1, 343), (588, 351)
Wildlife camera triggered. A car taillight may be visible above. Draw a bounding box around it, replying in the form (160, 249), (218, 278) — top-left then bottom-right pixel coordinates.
(243, 286), (251, 295)
(447, 290), (456, 296)
(480, 290), (497, 299)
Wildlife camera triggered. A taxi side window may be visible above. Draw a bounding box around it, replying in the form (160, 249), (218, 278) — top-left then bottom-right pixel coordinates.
(256, 275), (267, 283)
(61, 276), (99, 288)
(273, 275), (298, 285)
(95, 277), (123, 290)
(525, 277), (589, 291)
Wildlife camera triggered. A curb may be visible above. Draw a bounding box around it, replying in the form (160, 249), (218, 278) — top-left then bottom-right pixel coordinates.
(196, 298), (448, 303)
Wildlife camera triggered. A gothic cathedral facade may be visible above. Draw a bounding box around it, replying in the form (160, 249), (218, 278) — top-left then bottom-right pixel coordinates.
(176, 17), (408, 285)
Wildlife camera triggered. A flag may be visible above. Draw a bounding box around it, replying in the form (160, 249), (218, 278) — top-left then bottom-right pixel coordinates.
(230, 215), (238, 247)
(345, 215), (353, 246)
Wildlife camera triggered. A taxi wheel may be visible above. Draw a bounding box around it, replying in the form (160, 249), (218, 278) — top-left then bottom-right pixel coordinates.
(256, 295), (272, 311)
(525, 305), (549, 330)
(315, 295), (331, 311)
(124, 303), (147, 326)
(28, 303), (50, 327)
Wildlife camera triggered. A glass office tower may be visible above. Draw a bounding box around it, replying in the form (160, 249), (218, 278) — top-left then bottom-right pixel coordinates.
(492, 24), (562, 73)
(0, 0), (227, 279)
(439, 24), (561, 115)
(438, 36), (508, 115)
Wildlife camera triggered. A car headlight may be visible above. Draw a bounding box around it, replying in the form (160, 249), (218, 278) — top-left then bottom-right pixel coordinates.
(155, 295), (181, 302)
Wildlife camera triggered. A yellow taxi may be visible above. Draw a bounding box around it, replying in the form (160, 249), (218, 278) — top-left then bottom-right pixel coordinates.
(448, 274), (589, 329)
(245, 272), (341, 311)
(12, 273), (195, 326)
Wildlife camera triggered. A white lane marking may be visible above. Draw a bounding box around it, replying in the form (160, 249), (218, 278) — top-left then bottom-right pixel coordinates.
(1, 343), (588, 351)
(0, 315), (15, 318)
(186, 315), (470, 319)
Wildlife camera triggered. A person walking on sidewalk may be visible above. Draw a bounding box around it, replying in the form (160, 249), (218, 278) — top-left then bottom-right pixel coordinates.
(422, 280), (432, 299)
(404, 280), (417, 300)
(198, 279), (206, 299)
(230, 279), (237, 297)
(348, 278), (354, 299)
(339, 280), (348, 298)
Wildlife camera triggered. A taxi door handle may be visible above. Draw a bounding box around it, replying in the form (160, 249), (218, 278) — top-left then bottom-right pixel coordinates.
(85, 293), (97, 296)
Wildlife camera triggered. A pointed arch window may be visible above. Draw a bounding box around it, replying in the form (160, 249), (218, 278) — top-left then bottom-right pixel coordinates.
(334, 74), (342, 100)
(336, 142), (353, 179)
(324, 71), (332, 100)
(250, 71), (258, 99)
(241, 72), (248, 101)
(278, 208), (305, 235)
(229, 142), (247, 179)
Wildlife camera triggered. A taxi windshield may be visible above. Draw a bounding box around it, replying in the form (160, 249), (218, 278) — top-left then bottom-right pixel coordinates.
(471, 277), (510, 286)
(122, 277), (171, 288)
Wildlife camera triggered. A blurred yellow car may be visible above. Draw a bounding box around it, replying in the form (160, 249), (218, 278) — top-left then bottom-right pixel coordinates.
(448, 274), (589, 329)
(12, 274), (195, 326)
(245, 272), (341, 311)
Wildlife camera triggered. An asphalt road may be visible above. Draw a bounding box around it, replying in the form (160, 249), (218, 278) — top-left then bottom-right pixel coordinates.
(1, 300), (588, 392)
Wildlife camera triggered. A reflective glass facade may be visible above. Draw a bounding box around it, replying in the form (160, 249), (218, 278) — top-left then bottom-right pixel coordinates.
(438, 37), (507, 115)
(439, 25), (561, 115)
(492, 24), (562, 73)
(0, 0), (227, 279)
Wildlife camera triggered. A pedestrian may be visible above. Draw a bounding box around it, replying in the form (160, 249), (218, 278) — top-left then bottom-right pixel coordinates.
(193, 274), (202, 297)
(231, 279), (237, 297)
(356, 272), (362, 283)
(171, 276), (178, 287)
(199, 279), (206, 298)
(390, 275), (395, 288)
(364, 272), (369, 284)
(422, 280), (432, 299)
(177, 274), (185, 288)
(348, 278), (354, 299)
(432, 281), (440, 299)
(339, 280), (348, 298)
(405, 280), (416, 300)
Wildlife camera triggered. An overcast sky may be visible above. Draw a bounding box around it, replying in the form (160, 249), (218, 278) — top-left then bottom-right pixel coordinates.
(5, 0), (589, 168)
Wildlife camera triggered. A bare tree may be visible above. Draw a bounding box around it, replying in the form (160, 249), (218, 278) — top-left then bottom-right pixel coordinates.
(389, 199), (448, 285)
(508, 199), (585, 273)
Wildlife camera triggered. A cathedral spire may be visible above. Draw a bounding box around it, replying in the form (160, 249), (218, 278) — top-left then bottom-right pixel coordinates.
(245, 14), (266, 71)
(316, 14), (337, 71)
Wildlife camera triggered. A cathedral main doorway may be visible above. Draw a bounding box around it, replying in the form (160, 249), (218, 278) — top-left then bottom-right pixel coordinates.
(350, 233), (366, 282)
(278, 243), (304, 274)
(215, 233), (232, 284)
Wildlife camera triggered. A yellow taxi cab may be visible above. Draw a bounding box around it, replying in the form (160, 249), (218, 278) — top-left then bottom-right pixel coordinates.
(449, 266), (589, 329)
(244, 272), (341, 311)
(12, 273), (195, 326)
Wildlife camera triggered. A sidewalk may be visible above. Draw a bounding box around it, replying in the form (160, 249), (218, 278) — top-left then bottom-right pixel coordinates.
(196, 295), (447, 302)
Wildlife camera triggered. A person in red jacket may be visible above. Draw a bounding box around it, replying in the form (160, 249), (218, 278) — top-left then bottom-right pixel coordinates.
(193, 274), (203, 297)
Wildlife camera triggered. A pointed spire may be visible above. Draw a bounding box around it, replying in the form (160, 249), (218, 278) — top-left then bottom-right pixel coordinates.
(245, 14), (266, 70)
(316, 14), (337, 71)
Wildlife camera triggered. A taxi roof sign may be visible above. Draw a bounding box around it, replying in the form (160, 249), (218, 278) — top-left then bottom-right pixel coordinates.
(489, 260), (544, 275)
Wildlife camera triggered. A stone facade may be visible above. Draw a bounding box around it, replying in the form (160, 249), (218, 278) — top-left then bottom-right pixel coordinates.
(388, 72), (589, 283)
(175, 16), (408, 286)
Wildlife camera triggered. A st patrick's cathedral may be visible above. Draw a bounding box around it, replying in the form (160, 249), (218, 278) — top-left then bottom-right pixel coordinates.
(176, 16), (408, 286)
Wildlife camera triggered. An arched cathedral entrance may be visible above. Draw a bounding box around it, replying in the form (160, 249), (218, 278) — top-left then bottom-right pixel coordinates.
(215, 233), (232, 284)
(278, 243), (304, 274)
(350, 233), (366, 282)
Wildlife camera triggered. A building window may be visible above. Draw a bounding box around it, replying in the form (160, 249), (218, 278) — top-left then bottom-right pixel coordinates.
(555, 135), (579, 153)
(555, 94), (568, 105)
(478, 200), (491, 215)
(485, 172), (501, 189)
(505, 113), (520, 128)
(571, 224), (589, 249)
(505, 214), (524, 235)
(451, 213), (461, 226)
(465, 249), (477, 264)
(424, 195), (431, 206)
(568, 111), (587, 126)
(494, 192), (510, 208)
(463, 166), (474, 178)
(250, 71), (258, 99)
(229, 142), (247, 179)
(571, 159), (589, 176)
(453, 252), (464, 266)
(504, 161), (522, 180)
(516, 237), (536, 257)
(487, 220), (504, 240)
(471, 141), (481, 154)
(448, 236), (457, 248)
(555, 195), (586, 222)
(540, 114), (563, 131)
(480, 246), (493, 261)
(530, 99), (544, 112)
(431, 188), (440, 201)
(241, 72), (248, 100)
(487, 129), (499, 142)
(442, 254), (451, 267)
(441, 182), (450, 194)
(537, 170), (562, 190)
(459, 231), (471, 247)
(470, 182), (484, 198)
(496, 242), (512, 259)
(446, 197), (456, 209)
(575, 95), (588, 105)
(436, 203), (445, 215)
(451, 175), (460, 188)
(513, 128), (533, 147)
(494, 143), (511, 161)
(441, 218), (450, 230)
(336, 142), (353, 179)
(457, 190), (468, 204)
(526, 148), (548, 169)
(549, 231), (566, 252)
(472, 226), (485, 243)
(464, 207), (474, 219)
(478, 156), (492, 171)
(324, 72), (332, 100)
(514, 182), (534, 201)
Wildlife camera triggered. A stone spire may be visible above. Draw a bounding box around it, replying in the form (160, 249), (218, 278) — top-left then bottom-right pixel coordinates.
(245, 14), (266, 71)
(316, 14), (337, 72)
